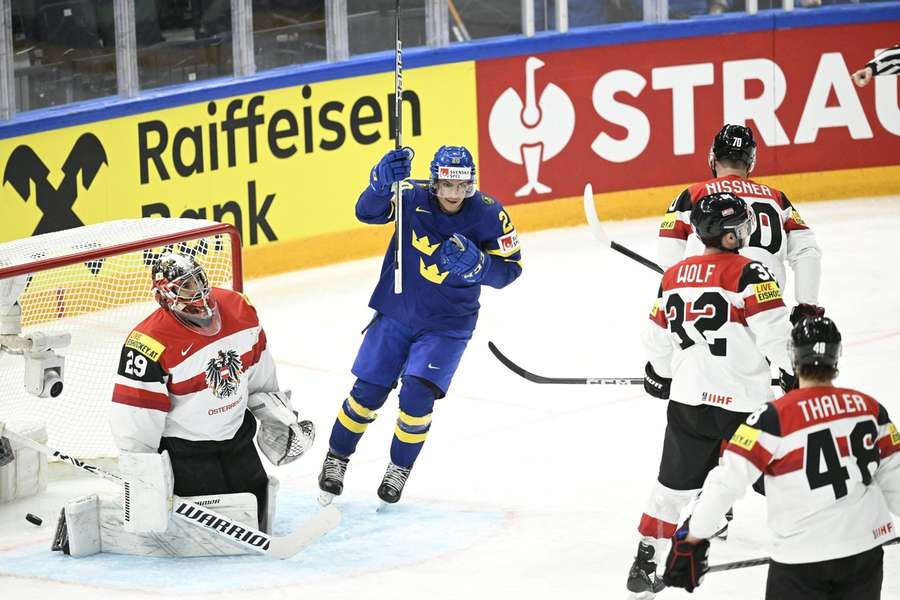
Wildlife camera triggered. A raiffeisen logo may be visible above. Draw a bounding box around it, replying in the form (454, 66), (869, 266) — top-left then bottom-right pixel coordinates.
(488, 57), (575, 197)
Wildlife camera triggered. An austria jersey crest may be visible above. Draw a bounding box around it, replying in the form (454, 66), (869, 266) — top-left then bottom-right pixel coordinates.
(205, 349), (243, 398)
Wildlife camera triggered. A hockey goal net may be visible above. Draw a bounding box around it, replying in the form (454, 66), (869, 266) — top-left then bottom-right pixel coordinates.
(0, 219), (242, 459)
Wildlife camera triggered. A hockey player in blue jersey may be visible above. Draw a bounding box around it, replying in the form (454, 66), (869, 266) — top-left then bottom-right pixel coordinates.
(317, 145), (523, 505)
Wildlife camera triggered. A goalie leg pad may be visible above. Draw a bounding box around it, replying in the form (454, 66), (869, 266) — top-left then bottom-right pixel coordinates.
(260, 475), (279, 534)
(95, 492), (260, 558)
(118, 450), (174, 533)
(52, 494), (102, 557)
(0, 423), (48, 503)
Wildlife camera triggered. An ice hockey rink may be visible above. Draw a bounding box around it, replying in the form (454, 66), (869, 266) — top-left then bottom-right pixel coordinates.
(1, 194), (899, 600)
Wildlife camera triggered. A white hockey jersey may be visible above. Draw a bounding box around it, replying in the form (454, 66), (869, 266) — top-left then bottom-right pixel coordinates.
(690, 386), (900, 564)
(657, 175), (822, 304)
(109, 288), (279, 453)
(644, 252), (793, 413)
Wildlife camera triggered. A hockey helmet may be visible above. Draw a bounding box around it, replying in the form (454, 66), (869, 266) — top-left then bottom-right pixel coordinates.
(709, 124), (757, 175)
(429, 145), (477, 198)
(151, 252), (221, 336)
(690, 192), (757, 250)
(790, 316), (842, 371)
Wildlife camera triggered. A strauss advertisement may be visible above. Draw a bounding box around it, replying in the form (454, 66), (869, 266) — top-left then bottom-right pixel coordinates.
(475, 21), (900, 205)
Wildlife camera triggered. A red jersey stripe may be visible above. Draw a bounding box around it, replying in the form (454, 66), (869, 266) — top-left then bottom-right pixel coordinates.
(726, 439), (773, 472)
(112, 383), (171, 412)
(638, 513), (677, 539)
(766, 447), (805, 476)
(168, 338), (268, 396)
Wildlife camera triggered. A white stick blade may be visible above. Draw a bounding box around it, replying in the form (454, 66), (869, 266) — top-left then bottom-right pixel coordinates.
(269, 504), (342, 559)
(582, 183), (610, 247)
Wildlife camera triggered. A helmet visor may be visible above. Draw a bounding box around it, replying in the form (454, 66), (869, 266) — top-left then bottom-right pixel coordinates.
(729, 207), (757, 248)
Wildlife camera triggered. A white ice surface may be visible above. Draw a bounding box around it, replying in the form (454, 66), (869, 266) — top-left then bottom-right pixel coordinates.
(1, 196), (899, 600)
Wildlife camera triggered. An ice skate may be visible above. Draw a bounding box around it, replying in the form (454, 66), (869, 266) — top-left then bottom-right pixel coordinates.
(377, 462), (411, 507)
(317, 451), (349, 506)
(626, 541), (666, 597)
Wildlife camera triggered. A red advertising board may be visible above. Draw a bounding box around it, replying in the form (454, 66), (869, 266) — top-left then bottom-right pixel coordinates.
(475, 21), (899, 205)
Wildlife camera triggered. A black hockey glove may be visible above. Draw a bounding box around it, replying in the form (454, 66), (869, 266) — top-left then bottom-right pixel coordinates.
(789, 303), (824, 325)
(644, 362), (671, 400)
(663, 528), (710, 593)
(779, 369), (798, 394)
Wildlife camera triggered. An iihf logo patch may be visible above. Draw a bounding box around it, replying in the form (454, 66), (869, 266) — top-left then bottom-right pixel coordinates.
(205, 349), (243, 398)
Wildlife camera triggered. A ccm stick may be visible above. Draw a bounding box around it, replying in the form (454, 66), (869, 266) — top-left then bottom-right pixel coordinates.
(0, 425), (340, 560)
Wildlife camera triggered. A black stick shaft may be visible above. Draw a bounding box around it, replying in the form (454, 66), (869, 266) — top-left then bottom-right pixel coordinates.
(610, 241), (664, 275)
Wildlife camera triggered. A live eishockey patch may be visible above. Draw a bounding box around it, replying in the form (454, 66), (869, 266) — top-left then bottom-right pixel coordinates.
(753, 281), (781, 303)
(730, 424), (761, 451)
(890, 423), (900, 446)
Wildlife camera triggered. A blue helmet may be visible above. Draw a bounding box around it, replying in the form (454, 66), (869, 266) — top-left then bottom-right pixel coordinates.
(429, 145), (477, 198)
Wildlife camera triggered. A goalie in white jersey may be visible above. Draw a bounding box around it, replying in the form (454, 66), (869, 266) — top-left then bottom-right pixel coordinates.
(657, 124), (823, 325)
(52, 252), (315, 558)
(664, 316), (900, 599)
(627, 192), (795, 596)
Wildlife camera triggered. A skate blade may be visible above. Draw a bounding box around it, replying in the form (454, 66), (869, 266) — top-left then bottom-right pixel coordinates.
(317, 491), (335, 507)
(376, 500), (396, 513)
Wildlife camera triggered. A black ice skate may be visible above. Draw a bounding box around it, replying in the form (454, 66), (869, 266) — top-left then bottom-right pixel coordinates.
(317, 450), (349, 506)
(377, 462), (411, 505)
(626, 541), (666, 596)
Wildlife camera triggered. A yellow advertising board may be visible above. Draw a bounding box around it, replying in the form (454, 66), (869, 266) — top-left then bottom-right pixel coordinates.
(0, 61), (479, 275)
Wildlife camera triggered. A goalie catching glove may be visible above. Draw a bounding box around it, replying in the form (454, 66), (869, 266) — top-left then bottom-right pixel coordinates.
(248, 391), (315, 466)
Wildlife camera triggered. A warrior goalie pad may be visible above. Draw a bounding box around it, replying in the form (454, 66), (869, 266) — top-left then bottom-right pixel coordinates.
(0, 274), (28, 334)
(118, 450), (174, 533)
(249, 391), (315, 466)
(0, 422), (48, 503)
(57, 492), (260, 557)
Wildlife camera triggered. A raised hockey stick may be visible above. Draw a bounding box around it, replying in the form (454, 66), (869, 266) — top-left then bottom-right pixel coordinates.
(489, 342), (780, 387)
(488, 341), (643, 385)
(392, 0), (404, 294)
(0, 426), (340, 560)
(583, 183), (664, 275)
(708, 537), (900, 573)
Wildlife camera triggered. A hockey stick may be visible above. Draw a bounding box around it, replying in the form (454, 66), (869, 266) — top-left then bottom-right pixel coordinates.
(489, 341), (780, 387)
(392, 0), (404, 294)
(708, 537), (900, 573)
(488, 341), (643, 385)
(0, 426), (340, 560)
(583, 183), (664, 275)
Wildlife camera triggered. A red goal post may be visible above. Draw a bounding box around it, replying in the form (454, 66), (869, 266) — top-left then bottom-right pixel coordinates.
(0, 219), (243, 459)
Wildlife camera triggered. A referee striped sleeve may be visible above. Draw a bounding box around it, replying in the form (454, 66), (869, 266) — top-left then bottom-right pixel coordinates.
(868, 45), (900, 76)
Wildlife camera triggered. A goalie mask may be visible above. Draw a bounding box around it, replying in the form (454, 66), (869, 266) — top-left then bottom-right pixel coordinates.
(151, 252), (221, 336)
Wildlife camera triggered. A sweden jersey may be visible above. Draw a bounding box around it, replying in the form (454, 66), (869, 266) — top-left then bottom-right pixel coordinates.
(356, 179), (523, 332)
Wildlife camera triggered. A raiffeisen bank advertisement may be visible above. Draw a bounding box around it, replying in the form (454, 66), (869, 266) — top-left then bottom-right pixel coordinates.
(0, 6), (897, 277)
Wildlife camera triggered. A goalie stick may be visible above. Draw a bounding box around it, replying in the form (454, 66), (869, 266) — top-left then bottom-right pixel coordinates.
(583, 183), (664, 275)
(488, 341), (642, 385)
(489, 342), (780, 387)
(0, 425), (340, 559)
(708, 537), (900, 573)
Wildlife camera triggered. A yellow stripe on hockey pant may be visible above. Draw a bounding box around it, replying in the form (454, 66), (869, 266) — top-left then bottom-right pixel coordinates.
(337, 409), (370, 434)
(394, 426), (429, 444)
(398, 411), (432, 427)
(347, 396), (377, 420)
